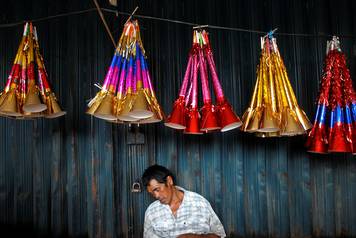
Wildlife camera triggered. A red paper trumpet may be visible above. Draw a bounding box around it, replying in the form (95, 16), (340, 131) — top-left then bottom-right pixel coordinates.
(306, 36), (356, 154)
(165, 29), (241, 134)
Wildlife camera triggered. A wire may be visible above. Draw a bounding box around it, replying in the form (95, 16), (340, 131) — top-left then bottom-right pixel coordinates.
(102, 9), (354, 39)
(0, 8), (97, 28)
(0, 7), (354, 39)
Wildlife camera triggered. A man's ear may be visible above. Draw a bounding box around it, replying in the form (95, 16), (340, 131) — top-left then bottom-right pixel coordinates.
(166, 176), (174, 186)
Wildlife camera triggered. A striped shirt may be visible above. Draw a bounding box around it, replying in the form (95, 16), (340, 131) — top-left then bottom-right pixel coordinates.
(143, 186), (226, 238)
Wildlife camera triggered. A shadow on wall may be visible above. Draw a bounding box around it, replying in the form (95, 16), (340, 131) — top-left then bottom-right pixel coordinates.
(0, 224), (88, 238)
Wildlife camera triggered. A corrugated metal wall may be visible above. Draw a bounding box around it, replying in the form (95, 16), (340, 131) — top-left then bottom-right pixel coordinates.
(0, 0), (356, 237)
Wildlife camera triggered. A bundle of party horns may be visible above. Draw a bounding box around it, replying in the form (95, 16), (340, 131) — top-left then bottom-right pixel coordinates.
(87, 20), (164, 124)
(165, 29), (242, 134)
(306, 36), (356, 154)
(241, 34), (312, 137)
(0, 22), (66, 119)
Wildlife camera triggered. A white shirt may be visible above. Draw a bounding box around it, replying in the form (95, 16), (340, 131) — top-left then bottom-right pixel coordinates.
(143, 186), (226, 238)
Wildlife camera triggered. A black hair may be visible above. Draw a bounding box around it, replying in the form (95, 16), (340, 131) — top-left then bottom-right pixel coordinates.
(141, 164), (176, 187)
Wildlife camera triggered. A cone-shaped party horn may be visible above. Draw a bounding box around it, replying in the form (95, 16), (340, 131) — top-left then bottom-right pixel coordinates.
(257, 106), (280, 133)
(242, 34), (311, 137)
(184, 54), (202, 134)
(184, 108), (202, 134)
(128, 46), (154, 119)
(93, 93), (117, 121)
(129, 88), (153, 119)
(87, 92), (105, 115)
(241, 53), (264, 132)
(200, 103), (220, 132)
(34, 27), (66, 119)
(327, 50), (352, 152)
(166, 30), (241, 134)
(23, 24), (47, 113)
(137, 110), (163, 124)
(243, 108), (263, 132)
(216, 99), (242, 132)
(198, 46), (220, 132)
(328, 106), (352, 152)
(307, 36), (356, 154)
(23, 84), (47, 113)
(0, 23), (28, 116)
(44, 93), (67, 118)
(203, 30), (241, 132)
(0, 22), (64, 119)
(279, 108), (305, 136)
(88, 20), (163, 124)
(117, 56), (138, 122)
(0, 89), (22, 116)
(306, 105), (328, 153)
(272, 39), (311, 135)
(165, 54), (193, 129)
(165, 96), (186, 129)
(133, 22), (164, 121)
(117, 90), (138, 122)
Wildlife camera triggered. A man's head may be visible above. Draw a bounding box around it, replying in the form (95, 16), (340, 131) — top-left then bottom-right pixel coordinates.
(141, 164), (176, 205)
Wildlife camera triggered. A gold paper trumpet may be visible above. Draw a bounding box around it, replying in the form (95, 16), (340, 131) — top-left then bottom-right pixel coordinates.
(44, 93), (67, 118)
(0, 88), (21, 117)
(87, 91), (106, 115)
(34, 29), (66, 119)
(0, 25), (28, 117)
(272, 41), (311, 135)
(116, 88), (138, 122)
(242, 38), (280, 133)
(94, 92), (117, 121)
(128, 87), (153, 119)
(23, 83), (47, 113)
(241, 36), (311, 137)
(0, 53), (26, 117)
(23, 24), (47, 113)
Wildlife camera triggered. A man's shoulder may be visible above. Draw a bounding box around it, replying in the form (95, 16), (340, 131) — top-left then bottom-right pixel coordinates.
(145, 200), (163, 215)
(183, 189), (210, 205)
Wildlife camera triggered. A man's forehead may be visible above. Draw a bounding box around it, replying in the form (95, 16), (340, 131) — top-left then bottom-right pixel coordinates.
(148, 179), (164, 187)
(147, 179), (166, 192)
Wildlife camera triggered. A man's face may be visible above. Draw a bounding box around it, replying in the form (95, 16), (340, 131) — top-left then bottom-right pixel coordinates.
(146, 177), (174, 205)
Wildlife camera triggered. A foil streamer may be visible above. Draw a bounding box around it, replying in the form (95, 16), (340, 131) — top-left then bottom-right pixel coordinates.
(307, 38), (356, 154)
(165, 29), (241, 133)
(0, 22), (65, 119)
(87, 19), (164, 124)
(242, 36), (311, 137)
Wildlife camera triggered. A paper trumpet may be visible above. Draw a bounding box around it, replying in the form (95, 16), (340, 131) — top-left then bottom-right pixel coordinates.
(165, 29), (241, 134)
(241, 35), (311, 137)
(87, 20), (164, 124)
(306, 36), (356, 154)
(0, 22), (64, 119)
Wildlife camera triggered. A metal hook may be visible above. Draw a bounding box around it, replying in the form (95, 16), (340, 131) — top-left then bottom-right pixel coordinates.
(131, 179), (142, 193)
(193, 24), (209, 30)
(326, 36), (341, 54)
(263, 28), (278, 39)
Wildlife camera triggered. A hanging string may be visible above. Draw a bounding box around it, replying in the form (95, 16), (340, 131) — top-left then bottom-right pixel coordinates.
(0, 7), (354, 39)
(0, 8), (97, 28)
(92, 0), (116, 48)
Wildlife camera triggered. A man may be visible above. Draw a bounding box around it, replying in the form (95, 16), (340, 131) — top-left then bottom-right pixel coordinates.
(142, 164), (226, 238)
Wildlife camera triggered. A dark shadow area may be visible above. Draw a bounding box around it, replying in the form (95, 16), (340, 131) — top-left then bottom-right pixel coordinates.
(0, 224), (88, 238)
